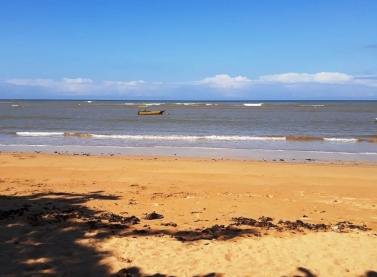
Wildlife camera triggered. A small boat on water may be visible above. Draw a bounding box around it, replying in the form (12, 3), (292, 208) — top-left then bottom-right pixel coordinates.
(138, 105), (165, 115)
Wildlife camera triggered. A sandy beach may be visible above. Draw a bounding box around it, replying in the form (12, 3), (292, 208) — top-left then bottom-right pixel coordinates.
(1, 152), (377, 277)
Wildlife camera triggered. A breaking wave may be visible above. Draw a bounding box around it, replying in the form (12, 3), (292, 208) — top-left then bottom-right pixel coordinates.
(144, 103), (164, 106)
(17, 132), (64, 137)
(286, 136), (324, 141)
(243, 103), (263, 107)
(324, 138), (359, 143)
(14, 132), (377, 143)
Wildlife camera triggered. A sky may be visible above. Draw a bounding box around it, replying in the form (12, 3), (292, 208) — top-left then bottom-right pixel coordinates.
(1, 0), (377, 100)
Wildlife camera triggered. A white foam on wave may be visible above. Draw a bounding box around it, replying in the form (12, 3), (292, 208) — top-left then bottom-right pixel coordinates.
(17, 132), (64, 137)
(14, 133), (286, 141)
(243, 103), (263, 107)
(144, 103), (164, 106)
(12, 105), (19, 107)
(324, 138), (358, 143)
(91, 134), (286, 141)
(175, 103), (200, 106)
(124, 103), (135, 105)
(87, 101), (93, 103)
(92, 134), (201, 140)
(301, 105), (325, 107)
(13, 132), (366, 144)
(204, 135), (285, 141)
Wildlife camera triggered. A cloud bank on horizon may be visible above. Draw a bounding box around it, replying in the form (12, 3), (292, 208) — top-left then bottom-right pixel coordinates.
(2, 72), (377, 100)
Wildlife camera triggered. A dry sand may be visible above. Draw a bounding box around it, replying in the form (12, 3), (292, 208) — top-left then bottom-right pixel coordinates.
(0, 152), (376, 277)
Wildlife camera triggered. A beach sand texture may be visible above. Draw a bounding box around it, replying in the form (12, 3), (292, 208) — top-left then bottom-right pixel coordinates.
(1, 153), (377, 277)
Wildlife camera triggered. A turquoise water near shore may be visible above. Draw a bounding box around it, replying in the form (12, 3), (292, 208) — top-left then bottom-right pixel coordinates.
(1, 100), (377, 160)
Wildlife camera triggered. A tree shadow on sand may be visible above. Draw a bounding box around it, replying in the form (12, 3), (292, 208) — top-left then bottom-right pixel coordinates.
(282, 267), (377, 277)
(1, 192), (376, 277)
(110, 266), (377, 277)
(0, 191), (247, 276)
(0, 191), (123, 276)
(117, 267), (222, 277)
(362, 271), (377, 277)
(282, 267), (318, 277)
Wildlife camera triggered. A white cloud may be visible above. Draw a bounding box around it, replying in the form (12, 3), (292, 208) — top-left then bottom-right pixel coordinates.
(103, 80), (146, 86)
(353, 77), (377, 87)
(3, 72), (377, 99)
(5, 78), (93, 92)
(4, 77), (150, 94)
(259, 72), (352, 84)
(5, 78), (54, 87)
(193, 72), (374, 89)
(62, 78), (93, 84)
(197, 74), (252, 89)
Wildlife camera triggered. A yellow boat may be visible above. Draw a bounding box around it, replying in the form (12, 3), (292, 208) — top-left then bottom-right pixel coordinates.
(137, 105), (165, 115)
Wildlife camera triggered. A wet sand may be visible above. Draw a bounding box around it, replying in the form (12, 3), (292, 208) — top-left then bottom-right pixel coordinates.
(0, 153), (377, 276)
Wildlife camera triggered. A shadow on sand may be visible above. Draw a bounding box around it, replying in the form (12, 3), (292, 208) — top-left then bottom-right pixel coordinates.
(281, 267), (377, 277)
(0, 191), (121, 276)
(1, 192), (376, 276)
(114, 266), (377, 277)
(0, 191), (250, 276)
(117, 266), (222, 277)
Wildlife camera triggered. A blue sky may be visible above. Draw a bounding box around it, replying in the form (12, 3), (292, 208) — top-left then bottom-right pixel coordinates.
(1, 0), (376, 100)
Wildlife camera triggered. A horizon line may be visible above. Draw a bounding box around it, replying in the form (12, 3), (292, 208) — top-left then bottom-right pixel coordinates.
(1, 99), (377, 102)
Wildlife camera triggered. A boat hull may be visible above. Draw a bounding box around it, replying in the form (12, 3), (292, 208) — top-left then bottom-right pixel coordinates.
(138, 110), (165, 115)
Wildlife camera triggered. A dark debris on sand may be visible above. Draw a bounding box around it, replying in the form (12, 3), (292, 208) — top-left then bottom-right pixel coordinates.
(0, 205), (31, 220)
(143, 211), (164, 220)
(231, 216), (371, 232)
(160, 222), (178, 227)
(333, 221), (371, 232)
(0, 206), (140, 230)
(176, 224), (245, 242)
(0, 205), (372, 242)
(232, 216), (276, 229)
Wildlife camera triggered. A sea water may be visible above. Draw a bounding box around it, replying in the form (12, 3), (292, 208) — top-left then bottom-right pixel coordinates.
(1, 100), (376, 161)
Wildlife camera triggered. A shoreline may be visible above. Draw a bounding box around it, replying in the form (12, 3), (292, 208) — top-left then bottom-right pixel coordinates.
(1, 144), (377, 164)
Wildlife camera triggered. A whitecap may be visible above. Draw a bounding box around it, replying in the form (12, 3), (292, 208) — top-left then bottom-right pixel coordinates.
(324, 138), (358, 143)
(243, 103), (263, 107)
(16, 132), (64, 137)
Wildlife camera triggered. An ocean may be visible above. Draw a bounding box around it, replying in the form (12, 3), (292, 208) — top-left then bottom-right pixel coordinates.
(1, 100), (377, 161)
